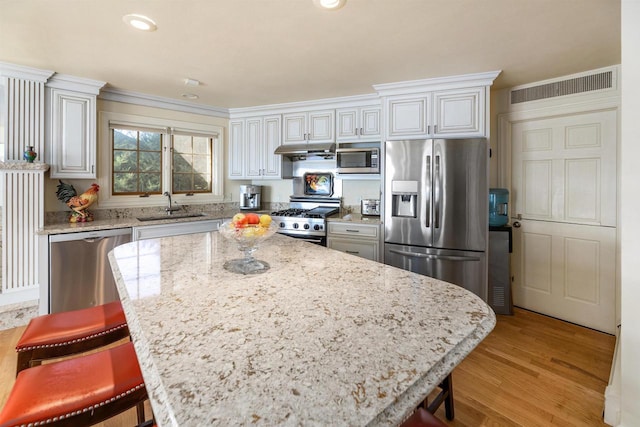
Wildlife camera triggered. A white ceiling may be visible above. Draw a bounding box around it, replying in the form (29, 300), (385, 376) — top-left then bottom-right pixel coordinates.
(0, 0), (620, 109)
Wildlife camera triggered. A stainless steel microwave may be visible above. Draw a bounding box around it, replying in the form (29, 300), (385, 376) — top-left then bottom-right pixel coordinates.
(335, 147), (380, 174)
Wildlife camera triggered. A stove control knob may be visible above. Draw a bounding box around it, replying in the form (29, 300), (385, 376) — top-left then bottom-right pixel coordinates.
(279, 222), (285, 228)
(304, 224), (310, 230)
(293, 223), (299, 229)
(314, 224), (321, 231)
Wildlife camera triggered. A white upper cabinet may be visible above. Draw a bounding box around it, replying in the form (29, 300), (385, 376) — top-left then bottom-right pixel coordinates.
(375, 71), (500, 140)
(336, 106), (381, 142)
(228, 115), (282, 180)
(46, 74), (105, 178)
(433, 87), (483, 136)
(228, 120), (245, 179)
(386, 94), (432, 139)
(282, 109), (334, 144)
(385, 87), (484, 139)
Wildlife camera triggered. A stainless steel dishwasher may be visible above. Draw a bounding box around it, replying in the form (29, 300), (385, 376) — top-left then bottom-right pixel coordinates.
(49, 228), (132, 313)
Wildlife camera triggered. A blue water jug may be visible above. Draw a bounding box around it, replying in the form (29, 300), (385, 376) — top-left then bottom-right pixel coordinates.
(489, 188), (509, 226)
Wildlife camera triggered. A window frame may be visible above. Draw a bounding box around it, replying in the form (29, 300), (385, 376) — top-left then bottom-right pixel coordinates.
(98, 111), (224, 208)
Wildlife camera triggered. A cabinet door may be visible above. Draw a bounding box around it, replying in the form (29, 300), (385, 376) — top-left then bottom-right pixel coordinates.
(336, 108), (358, 141)
(262, 115), (282, 178)
(387, 95), (431, 140)
(328, 237), (380, 262)
(308, 110), (335, 143)
(228, 120), (245, 179)
(336, 107), (381, 142)
(360, 107), (381, 139)
(48, 88), (96, 178)
(282, 113), (307, 145)
(433, 87), (483, 137)
(245, 117), (263, 178)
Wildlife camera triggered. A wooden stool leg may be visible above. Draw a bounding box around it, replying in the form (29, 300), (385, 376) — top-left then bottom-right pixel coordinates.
(136, 402), (146, 424)
(442, 374), (454, 420)
(424, 373), (455, 420)
(16, 351), (34, 375)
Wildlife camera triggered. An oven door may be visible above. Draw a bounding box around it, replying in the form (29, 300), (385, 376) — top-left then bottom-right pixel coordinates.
(279, 233), (326, 246)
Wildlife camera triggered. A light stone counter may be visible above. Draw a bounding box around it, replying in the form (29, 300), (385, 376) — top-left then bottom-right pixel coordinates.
(109, 232), (495, 427)
(39, 210), (242, 235)
(327, 212), (382, 225)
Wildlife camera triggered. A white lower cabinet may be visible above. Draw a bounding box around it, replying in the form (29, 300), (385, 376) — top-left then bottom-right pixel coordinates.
(327, 222), (381, 262)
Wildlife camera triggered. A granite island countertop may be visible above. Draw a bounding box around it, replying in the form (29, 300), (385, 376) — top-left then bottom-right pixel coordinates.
(109, 232), (495, 427)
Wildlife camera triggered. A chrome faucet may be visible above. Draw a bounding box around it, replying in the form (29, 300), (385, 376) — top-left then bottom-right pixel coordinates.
(163, 191), (181, 215)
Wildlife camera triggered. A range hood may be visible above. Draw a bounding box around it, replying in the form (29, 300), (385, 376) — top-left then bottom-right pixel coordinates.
(274, 142), (335, 160)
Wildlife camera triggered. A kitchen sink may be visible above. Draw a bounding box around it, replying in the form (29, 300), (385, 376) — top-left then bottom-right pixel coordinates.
(136, 213), (206, 222)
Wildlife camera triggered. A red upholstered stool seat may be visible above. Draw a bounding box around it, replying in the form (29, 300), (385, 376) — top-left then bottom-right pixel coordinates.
(401, 407), (448, 427)
(0, 342), (147, 427)
(15, 301), (129, 374)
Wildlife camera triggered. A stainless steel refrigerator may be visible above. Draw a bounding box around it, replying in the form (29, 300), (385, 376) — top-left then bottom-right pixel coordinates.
(384, 138), (488, 301)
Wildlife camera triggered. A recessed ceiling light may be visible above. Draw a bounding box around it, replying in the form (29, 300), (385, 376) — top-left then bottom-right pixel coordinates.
(182, 93), (199, 100)
(313, 0), (347, 10)
(123, 14), (157, 32)
(184, 78), (200, 87)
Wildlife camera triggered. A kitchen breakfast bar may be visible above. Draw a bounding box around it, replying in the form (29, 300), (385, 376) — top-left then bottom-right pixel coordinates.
(108, 232), (495, 426)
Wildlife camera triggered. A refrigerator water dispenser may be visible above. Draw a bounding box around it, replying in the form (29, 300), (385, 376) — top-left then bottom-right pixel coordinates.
(391, 180), (418, 218)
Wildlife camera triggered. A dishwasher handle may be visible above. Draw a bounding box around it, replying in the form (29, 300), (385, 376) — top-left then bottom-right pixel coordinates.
(82, 237), (106, 243)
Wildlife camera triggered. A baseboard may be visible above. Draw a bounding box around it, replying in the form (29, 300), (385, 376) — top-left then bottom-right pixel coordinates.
(604, 324), (622, 426)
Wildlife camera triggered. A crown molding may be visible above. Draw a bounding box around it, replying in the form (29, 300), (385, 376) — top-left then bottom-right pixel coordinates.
(0, 61), (54, 82)
(99, 87), (229, 118)
(229, 93), (381, 118)
(46, 73), (106, 95)
(373, 70), (502, 96)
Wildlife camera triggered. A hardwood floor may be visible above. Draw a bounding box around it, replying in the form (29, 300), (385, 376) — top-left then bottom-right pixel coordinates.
(0, 308), (615, 426)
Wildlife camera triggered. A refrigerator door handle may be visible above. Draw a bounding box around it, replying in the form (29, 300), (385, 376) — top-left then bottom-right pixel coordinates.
(426, 155), (431, 227)
(388, 249), (481, 262)
(434, 155), (441, 229)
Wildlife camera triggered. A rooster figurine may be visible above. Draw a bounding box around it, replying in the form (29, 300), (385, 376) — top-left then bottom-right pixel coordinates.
(55, 180), (100, 223)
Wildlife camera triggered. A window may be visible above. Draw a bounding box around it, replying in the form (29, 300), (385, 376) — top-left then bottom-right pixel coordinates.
(99, 111), (224, 208)
(171, 133), (213, 194)
(112, 128), (163, 195)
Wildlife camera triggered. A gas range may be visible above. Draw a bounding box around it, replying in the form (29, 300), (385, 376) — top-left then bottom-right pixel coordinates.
(271, 206), (339, 238)
(271, 197), (341, 243)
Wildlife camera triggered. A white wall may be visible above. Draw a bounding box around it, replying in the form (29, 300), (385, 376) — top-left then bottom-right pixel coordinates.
(620, 1), (640, 426)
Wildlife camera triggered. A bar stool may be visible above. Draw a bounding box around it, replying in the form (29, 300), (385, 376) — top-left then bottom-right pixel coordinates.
(15, 300), (129, 374)
(401, 407), (448, 427)
(421, 373), (454, 420)
(0, 342), (148, 427)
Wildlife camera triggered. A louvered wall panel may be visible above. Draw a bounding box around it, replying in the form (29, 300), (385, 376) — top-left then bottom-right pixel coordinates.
(6, 77), (45, 161)
(1, 168), (45, 292)
(511, 71), (613, 104)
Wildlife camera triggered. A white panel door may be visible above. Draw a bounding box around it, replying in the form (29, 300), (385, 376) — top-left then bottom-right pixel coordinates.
(282, 113), (306, 145)
(360, 106), (381, 139)
(512, 220), (616, 332)
(308, 110), (334, 143)
(511, 109), (617, 333)
(245, 117), (263, 178)
(228, 120), (245, 179)
(262, 115), (281, 178)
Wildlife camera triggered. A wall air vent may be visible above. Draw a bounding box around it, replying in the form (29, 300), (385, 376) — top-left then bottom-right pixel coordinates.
(510, 70), (613, 104)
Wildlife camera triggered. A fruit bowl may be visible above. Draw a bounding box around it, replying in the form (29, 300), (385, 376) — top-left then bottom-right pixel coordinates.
(219, 214), (278, 275)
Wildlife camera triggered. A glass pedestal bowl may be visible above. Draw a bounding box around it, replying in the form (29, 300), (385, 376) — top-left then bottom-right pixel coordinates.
(219, 220), (278, 274)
